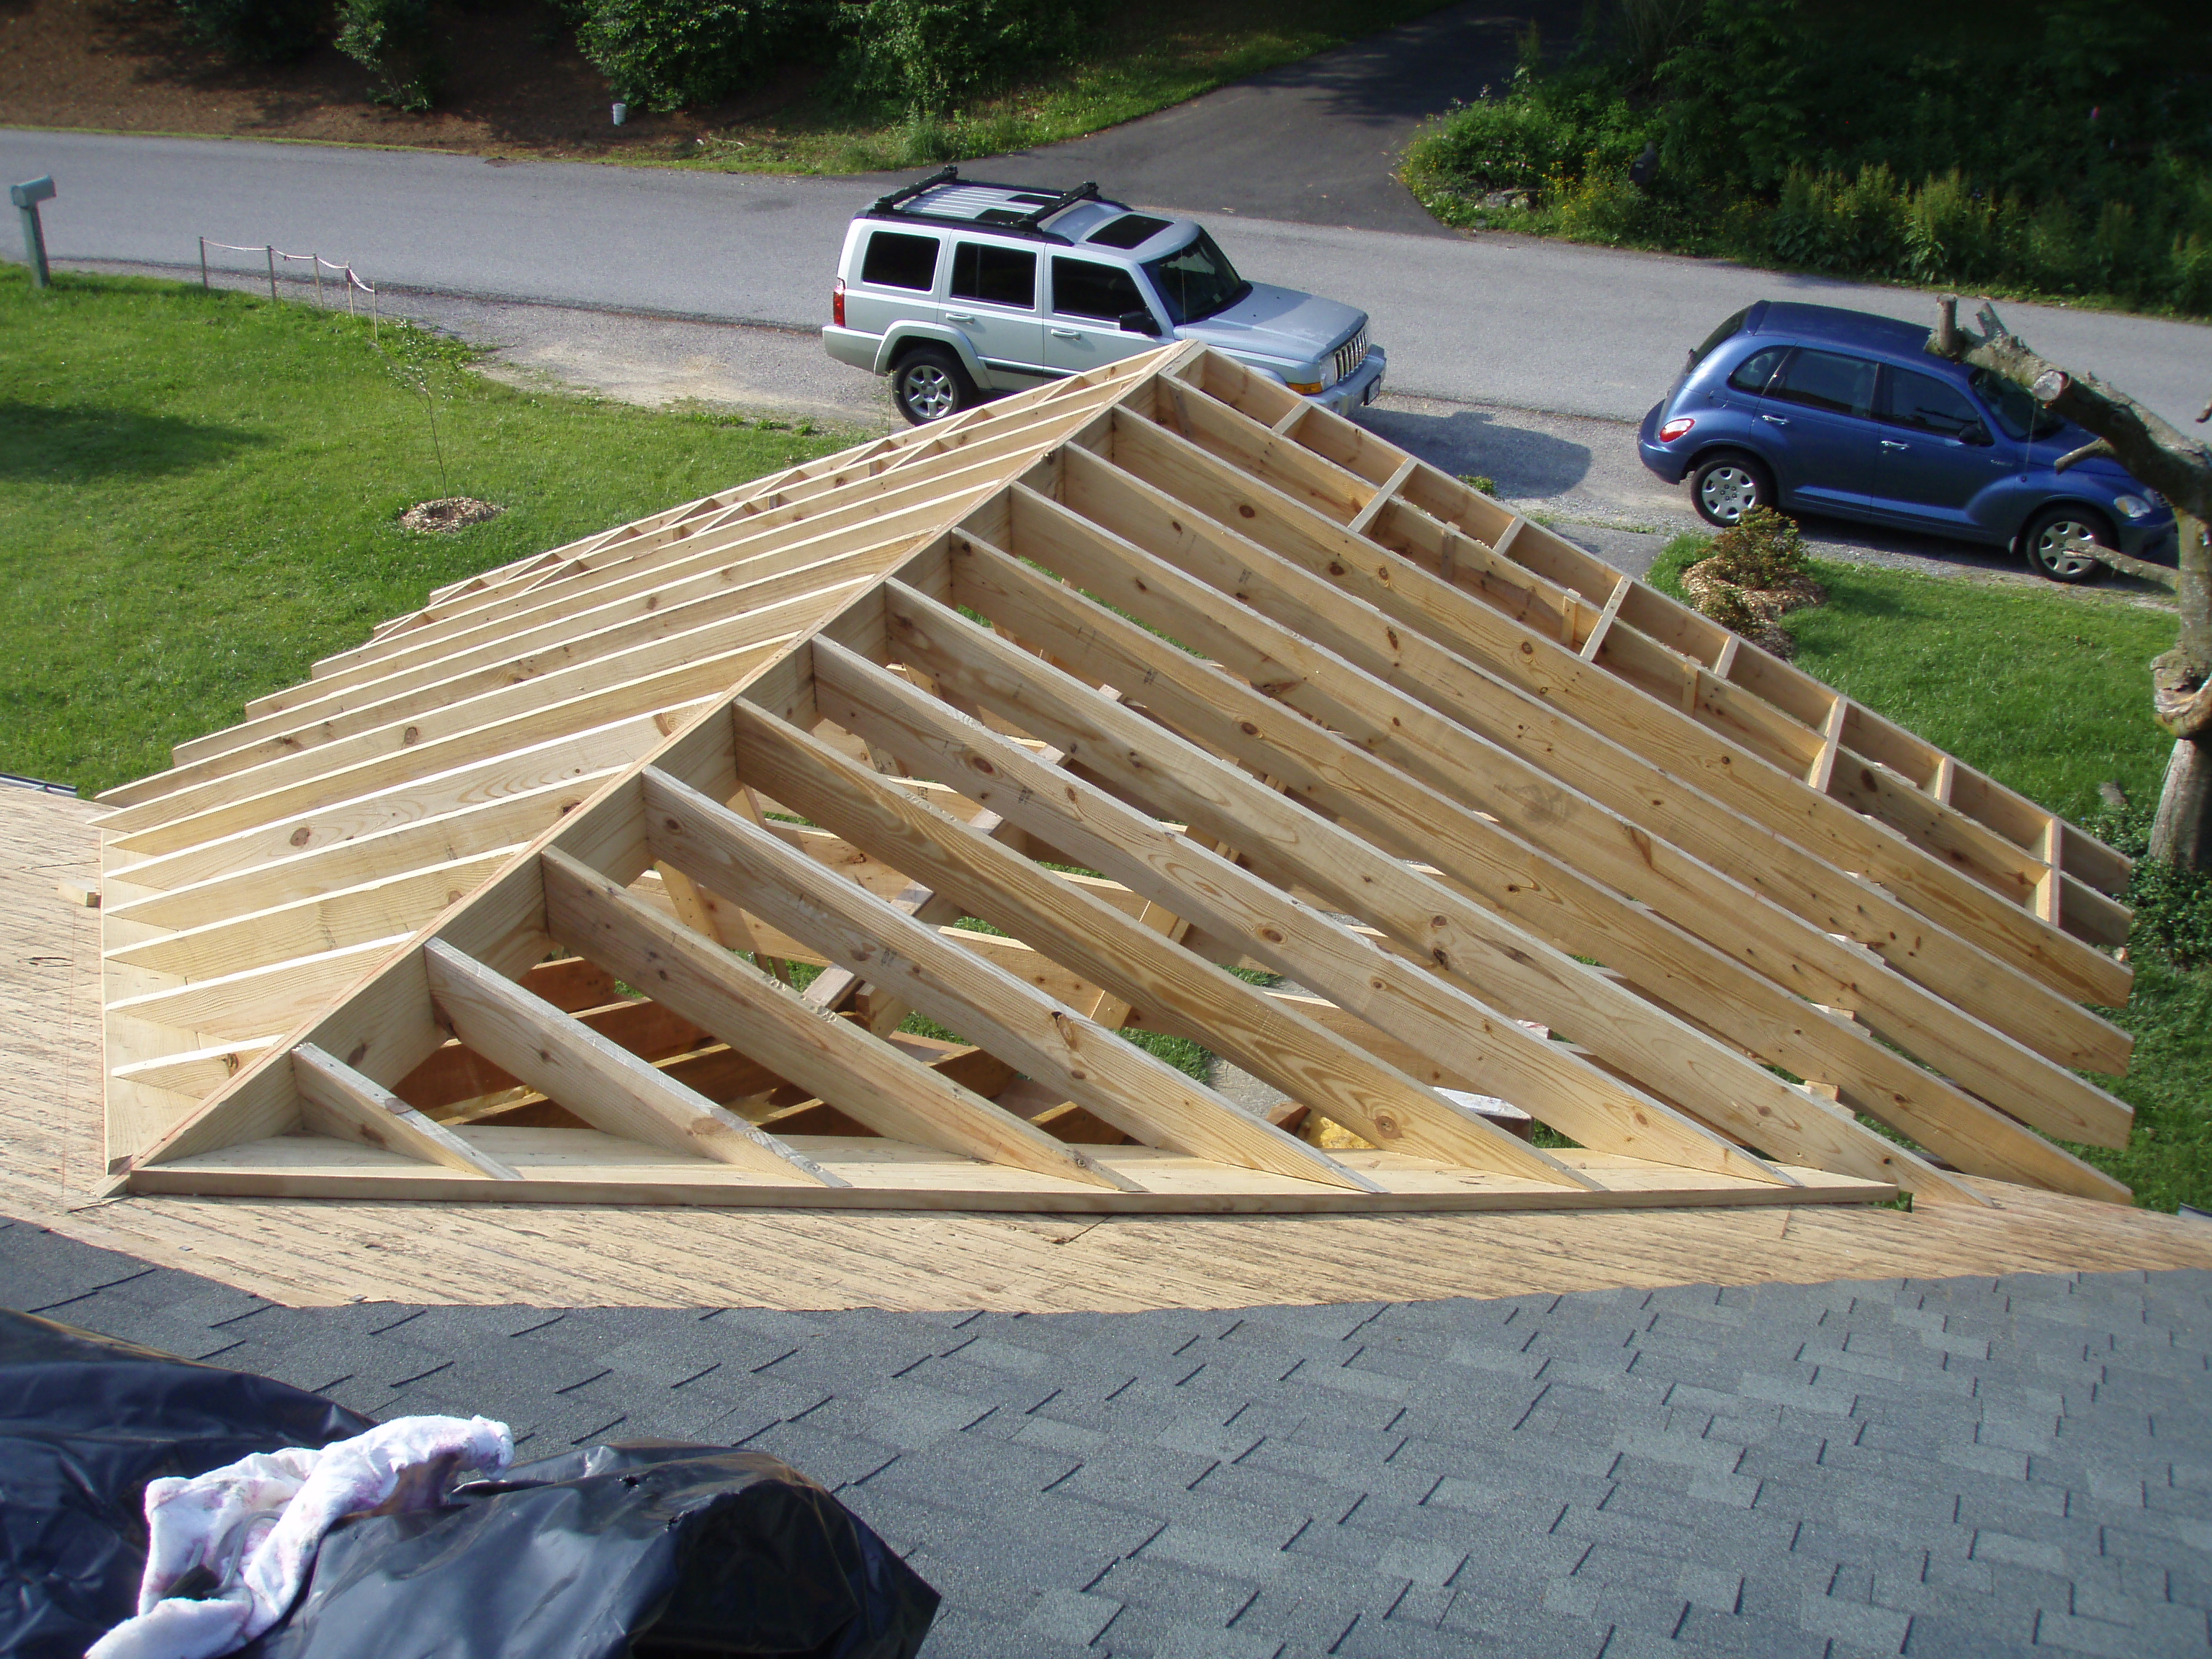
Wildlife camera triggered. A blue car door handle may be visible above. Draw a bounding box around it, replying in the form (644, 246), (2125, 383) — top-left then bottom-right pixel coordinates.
(1879, 440), (1909, 451)
(1761, 413), (1789, 426)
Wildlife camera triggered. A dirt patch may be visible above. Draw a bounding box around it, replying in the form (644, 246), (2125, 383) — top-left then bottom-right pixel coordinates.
(0, 0), (809, 158)
(400, 495), (503, 533)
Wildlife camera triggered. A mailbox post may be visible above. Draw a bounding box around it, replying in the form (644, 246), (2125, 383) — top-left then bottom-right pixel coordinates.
(12, 176), (55, 288)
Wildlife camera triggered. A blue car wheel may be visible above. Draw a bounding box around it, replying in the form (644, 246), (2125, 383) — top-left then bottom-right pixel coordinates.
(1691, 451), (1773, 528)
(2022, 505), (2111, 585)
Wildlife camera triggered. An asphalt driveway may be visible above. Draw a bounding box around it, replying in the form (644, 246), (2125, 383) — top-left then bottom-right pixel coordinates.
(980, 1), (1580, 235)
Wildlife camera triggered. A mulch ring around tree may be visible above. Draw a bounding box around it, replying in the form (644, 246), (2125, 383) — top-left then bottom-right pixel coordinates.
(1682, 557), (1825, 659)
(400, 497), (505, 534)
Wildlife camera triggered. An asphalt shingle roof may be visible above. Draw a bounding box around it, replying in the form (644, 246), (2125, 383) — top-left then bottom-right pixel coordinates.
(6, 1215), (2209, 1658)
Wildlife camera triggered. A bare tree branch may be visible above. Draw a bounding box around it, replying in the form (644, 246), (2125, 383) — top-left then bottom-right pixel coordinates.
(2062, 533), (2180, 589)
(2055, 438), (2119, 474)
(1926, 302), (2212, 521)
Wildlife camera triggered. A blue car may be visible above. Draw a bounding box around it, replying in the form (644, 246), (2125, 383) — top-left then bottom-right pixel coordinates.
(1637, 301), (2177, 583)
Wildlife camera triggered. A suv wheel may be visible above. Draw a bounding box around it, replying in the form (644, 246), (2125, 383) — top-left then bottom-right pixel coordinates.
(1691, 451), (1773, 527)
(2022, 505), (2111, 584)
(892, 346), (972, 426)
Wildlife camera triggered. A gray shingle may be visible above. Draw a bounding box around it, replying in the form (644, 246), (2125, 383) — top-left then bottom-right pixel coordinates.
(9, 1230), (2210, 1659)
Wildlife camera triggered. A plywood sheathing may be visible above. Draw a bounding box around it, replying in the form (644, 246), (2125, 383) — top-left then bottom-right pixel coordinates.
(10, 786), (2210, 1310)
(90, 344), (2142, 1216)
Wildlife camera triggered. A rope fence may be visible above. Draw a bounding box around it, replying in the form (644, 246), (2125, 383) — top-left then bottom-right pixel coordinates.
(198, 238), (379, 338)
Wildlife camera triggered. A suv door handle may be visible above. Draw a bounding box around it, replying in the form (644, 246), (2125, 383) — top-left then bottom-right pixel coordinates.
(944, 311), (978, 323)
(1760, 413), (1789, 426)
(1879, 439), (1910, 451)
(1050, 328), (1083, 339)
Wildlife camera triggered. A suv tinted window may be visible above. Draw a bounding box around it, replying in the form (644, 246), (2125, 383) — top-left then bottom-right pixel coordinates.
(1727, 346), (1789, 395)
(950, 242), (1036, 309)
(1882, 367), (1986, 440)
(861, 231), (939, 292)
(1145, 231), (1247, 325)
(1771, 349), (1877, 418)
(1052, 258), (1147, 323)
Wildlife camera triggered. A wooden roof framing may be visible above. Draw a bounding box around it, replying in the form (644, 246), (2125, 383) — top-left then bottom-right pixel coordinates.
(92, 341), (2140, 1215)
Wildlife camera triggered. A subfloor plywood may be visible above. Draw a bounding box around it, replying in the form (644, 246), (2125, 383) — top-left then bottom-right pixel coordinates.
(9, 787), (2210, 1309)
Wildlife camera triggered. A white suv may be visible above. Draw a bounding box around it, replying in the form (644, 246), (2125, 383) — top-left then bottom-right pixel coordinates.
(824, 167), (1386, 425)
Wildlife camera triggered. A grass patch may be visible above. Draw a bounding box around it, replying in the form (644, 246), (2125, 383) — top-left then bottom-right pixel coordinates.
(659, 0), (1451, 175)
(1653, 533), (2209, 1210)
(0, 267), (844, 796)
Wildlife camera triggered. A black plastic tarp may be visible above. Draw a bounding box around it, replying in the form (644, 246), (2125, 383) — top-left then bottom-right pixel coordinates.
(1, 1308), (374, 1659)
(1, 1309), (938, 1659)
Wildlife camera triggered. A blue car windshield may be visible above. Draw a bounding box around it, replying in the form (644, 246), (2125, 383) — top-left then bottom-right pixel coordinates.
(1145, 232), (1250, 325)
(1970, 368), (2064, 441)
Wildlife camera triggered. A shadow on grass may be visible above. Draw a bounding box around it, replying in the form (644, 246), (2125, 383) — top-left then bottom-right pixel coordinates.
(0, 400), (269, 482)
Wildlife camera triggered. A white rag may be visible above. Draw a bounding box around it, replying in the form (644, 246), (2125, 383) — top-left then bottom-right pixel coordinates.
(89, 1414), (513, 1659)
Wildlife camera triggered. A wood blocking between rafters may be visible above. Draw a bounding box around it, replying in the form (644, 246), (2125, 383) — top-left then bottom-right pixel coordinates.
(99, 342), (2138, 1215)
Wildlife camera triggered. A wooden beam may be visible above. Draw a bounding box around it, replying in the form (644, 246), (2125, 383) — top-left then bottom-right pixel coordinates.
(293, 1042), (522, 1179)
(1102, 408), (2128, 1006)
(539, 845), (1134, 1191)
(952, 523), (2131, 1183)
(1807, 696), (1849, 795)
(1580, 576), (1629, 662)
(872, 582), (1994, 1200)
(1061, 439), (2134, 1051)
(728, 687), (1571, 1188)
(1346, 457), (1417, 536)
(421, 936), (841, 1183)
(809, 635), (1786, 1187)
(2037, 819), (2064, 927)
(640, 773), (1392, 1190)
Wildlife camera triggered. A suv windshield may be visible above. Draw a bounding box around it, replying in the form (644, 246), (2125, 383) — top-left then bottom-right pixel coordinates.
(1145, 231), (1249, 325)
(1969, 367), (2064, 441)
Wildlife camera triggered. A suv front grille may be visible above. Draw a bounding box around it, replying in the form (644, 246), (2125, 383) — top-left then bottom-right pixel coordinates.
(1328, 327), (1369, 389)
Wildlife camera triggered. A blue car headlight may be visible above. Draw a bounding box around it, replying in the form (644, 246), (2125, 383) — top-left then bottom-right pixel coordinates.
(2113, 494), (2153, 520)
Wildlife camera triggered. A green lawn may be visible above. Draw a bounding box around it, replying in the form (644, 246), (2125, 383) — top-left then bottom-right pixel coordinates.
(0, 268), (843, 796)
(1651, 536), (2210, 1213)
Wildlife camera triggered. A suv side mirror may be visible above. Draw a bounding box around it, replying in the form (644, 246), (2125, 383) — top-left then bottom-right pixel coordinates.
(1118, 309), (1161, 337)
(1964, 421), (1992, 447)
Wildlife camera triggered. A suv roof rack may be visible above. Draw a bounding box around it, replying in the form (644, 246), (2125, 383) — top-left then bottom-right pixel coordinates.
(863, 166), (1123, 246)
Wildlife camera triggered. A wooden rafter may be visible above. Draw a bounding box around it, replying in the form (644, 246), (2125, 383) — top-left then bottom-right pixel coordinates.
(93, 342), (2136, 1216)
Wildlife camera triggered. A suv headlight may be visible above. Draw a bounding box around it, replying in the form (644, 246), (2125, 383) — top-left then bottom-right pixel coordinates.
(2113, 494), (2153, 520)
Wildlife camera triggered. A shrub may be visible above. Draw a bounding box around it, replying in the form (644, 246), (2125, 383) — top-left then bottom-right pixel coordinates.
(1703, 506), (1804, 588)
(1398, 0), (2212, 317)
(1902, 170), (1998, 284)
(577, 0), (827, 112)
(837, 0), (1105, 117)
(2098, 804), (2212, 969)
(171, 0), (328, 64)
(1767, 164), (1908, 276)
(335, 0), (440, 110)
(1416, 97), (1575, 196)
(1695, 581), (1761, 637)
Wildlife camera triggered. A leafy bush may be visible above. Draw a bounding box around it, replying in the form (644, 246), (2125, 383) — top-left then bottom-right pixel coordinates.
(1415, 97), (1578, 196)
(171, 0), (328, 64)
(2098, 803), (2212, 969)
(1399, 0), (2212, 315)
(576, 0), (828, 112)
(1702, 506), (1805, 588)
(837, 0), (1106, 117)
(1695, 581), (1761, 637)
(335, 0), (440, 110)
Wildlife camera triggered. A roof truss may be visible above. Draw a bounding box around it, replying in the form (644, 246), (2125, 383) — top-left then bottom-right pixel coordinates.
(95, 343), (2138, 1215)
